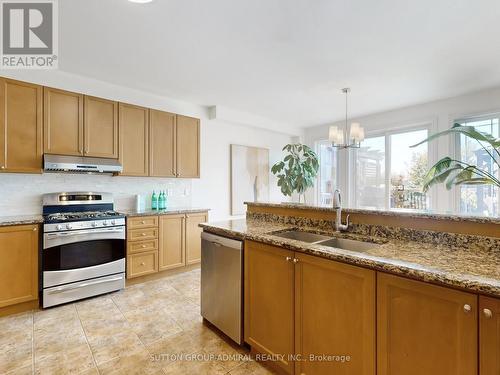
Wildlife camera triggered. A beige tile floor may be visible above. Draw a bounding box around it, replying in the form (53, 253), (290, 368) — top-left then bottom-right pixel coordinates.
(0, 269), (276, 375)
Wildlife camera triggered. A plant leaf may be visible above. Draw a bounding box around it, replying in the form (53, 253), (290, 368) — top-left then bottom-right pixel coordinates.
(411, 123), (500, 148)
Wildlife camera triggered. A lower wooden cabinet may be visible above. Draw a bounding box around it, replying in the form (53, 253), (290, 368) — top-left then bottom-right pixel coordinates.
(126, 211), (208, 279)
(0, 225), (39, 308)
(159, 214), (185, 271)
(377, 272), (477, 375)
(480, 296), (500, 375)
(185, 212), (207, 265)
(295, 252), (375, 375)
(245, 241), (295, 374)
(127, 250), (158, 278)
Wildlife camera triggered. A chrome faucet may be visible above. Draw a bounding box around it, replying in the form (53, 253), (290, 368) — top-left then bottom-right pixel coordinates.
(332, 189), (350, 232)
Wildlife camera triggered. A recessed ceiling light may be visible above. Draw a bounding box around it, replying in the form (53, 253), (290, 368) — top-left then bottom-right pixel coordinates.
(128, 0), (154, 3)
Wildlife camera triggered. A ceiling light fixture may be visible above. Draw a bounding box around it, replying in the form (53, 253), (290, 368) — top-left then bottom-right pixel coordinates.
(329, 88), (364, 149)
(128, 0), (154, 3)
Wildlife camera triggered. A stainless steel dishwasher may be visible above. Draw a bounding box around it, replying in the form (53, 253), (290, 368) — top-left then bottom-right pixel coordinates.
(201, 231), (243, 345)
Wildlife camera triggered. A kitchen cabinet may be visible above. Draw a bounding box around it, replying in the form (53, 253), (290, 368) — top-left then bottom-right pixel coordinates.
(176, 114), (200, 178)
(0, 78), (42, 173)
(84, 96), (118, 158)
(126, 215), (159, 279)
(377, 272), (477, 375)
(245, 241), (295, 374)
(480, 296), (500, 375)
(185, 212), (207, 265)
(44, 87), (84, 156)
(159, 214), (185, 270)
(295, 252), (375, 375)
(149, 109), (176, 177)
(0, 225), (38, 308)
(119, 103), (149, 176)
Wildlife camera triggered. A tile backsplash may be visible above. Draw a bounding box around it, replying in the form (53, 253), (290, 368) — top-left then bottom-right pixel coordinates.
(0, 173), (192, 215)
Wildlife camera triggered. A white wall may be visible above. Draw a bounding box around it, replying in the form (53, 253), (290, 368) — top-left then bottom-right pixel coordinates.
(0, 70), (293, 220)
(304, 86), (500, 213)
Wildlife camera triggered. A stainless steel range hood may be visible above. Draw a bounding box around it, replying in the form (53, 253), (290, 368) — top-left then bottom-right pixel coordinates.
(44, 154), (123, 174)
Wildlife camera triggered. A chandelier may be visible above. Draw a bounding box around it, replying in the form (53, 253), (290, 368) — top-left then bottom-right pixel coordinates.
(329, 88), (365, 149)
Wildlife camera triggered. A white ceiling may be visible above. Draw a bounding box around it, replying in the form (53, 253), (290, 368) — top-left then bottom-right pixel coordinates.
(59, 0), (500, 131)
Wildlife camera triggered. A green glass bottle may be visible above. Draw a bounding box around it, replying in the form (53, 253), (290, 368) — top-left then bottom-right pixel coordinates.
(151, 191), (158, 210)
(159, 191), (165, 210)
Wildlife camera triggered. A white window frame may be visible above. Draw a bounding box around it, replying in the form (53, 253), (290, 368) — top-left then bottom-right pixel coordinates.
(349, 120), (435, 210)
(314, 140), (340, 206)
(452, 112), (500, 215)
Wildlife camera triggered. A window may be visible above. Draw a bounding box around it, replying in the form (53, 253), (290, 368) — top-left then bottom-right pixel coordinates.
(351, 127), (430, 210)
(456, 116), (499, 216)
(316, 140), (337, 206)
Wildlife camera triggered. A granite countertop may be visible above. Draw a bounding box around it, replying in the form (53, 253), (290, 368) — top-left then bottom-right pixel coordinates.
(200, 218), (500, 298)
(119, 207), (210, 217)
(0, 214), (44, 227)
(245, 201), (500, 225)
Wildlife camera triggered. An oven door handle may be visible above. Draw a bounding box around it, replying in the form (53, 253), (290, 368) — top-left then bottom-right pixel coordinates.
(47, 275), (124, 294)
(46, 228), (125, 238)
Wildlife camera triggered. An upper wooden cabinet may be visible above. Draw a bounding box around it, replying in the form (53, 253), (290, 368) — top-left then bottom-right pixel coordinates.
(185, 212), (207, 265)
(0, 225), (38, 308)
(295, 253), (375, 375)
(119, 103), (149, 176)
(377, 272), (477, 375)
(149, 109), (176, 177)
(480, 296), (500, 375)
(0, 78), (42, 173)
(176, 115), (200, 178)
(84, 96), (118, 158)
(245, 241), (295, 374)
(44, 87), (84, 156)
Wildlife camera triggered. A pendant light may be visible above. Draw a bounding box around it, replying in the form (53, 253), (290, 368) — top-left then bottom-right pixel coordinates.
(329, 88), (365, 149)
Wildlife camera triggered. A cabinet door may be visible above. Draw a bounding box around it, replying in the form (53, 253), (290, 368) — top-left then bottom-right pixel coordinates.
(127, 250), (158, 279)
(158, 214), (185, 271)
(295, 253), (375, 375)
(176, 115), (200, 178)
(185, 212), (207, 265)
(118, 103), (149, 176)
(377, 272), (477, 375)
(149, 109), (176, 177)
(480, 296), (500, 375)
(44, 87), (84, 156)
(245, 240), (295, 374)
(84, 96), (118, 158)
(0, 225), (38, 308)
(0, 78), (42, 173)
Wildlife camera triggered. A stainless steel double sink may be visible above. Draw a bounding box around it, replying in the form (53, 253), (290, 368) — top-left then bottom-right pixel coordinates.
(270, 229), (381, 253)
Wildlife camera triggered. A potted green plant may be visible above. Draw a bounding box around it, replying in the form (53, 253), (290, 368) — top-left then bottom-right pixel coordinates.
(271, 144), (319, 203)
(411, 123), (500, 191)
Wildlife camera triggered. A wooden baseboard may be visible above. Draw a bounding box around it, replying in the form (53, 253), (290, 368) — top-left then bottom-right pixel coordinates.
(126, 263), (200, 286)
(0, 300), (39, 317)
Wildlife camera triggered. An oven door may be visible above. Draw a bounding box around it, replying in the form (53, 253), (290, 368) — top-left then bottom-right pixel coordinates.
(43, 226), (125, 288)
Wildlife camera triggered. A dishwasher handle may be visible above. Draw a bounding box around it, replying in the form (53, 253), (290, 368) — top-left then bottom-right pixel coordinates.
(201, 231), (243, 250)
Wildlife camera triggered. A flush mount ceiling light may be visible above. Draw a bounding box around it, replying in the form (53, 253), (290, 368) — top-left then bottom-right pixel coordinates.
(329, 88), (365, 149)
(128, 0), (154, 3)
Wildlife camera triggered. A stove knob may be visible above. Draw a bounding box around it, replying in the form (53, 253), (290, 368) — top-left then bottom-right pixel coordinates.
(111, 220), (116, 226)
(102, 220), (108, 226)
(66, 224), (73, 230)
(56, 224), (63, 231)
(91, 222), (98, 227)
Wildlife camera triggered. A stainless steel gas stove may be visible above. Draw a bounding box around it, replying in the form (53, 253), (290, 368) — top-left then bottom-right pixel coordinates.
(42, 192), (126, 308)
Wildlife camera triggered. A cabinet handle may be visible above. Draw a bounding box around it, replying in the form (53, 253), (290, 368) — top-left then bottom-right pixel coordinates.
(141, 220), (146, 224)
(79, 148), (83, 154)
(483, 308), (493, 319)
(141, 233), (146, 236)
(285, 256), (292, 262)
(463, 304), (472, 313)
(33, 227), (37, 231)
(293, 258), (299, 263)
(140, 262), (145, 266)
(0, 166), (5, 169)
(141, 244), (146, 248)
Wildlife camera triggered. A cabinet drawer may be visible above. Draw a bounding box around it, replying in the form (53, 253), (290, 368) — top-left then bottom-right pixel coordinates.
(127, 216), (158, 230)
(127, 239), (158, 254)
(128, 228), (158, 242)
(127, 251), (158, 278)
